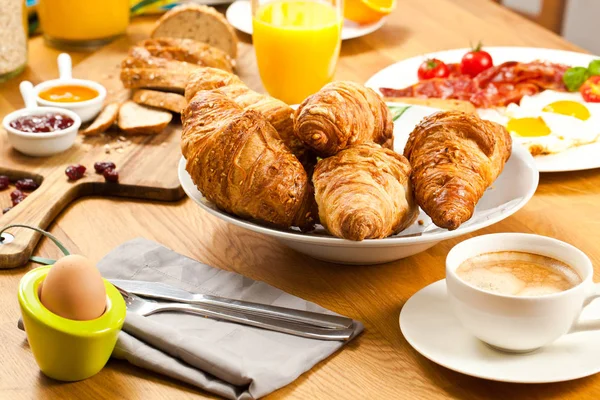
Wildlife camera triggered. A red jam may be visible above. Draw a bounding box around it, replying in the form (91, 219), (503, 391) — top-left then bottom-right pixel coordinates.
(9, 113), (75, 133)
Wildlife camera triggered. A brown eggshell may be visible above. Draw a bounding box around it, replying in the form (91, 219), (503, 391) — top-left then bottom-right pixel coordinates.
(40, 254), (107, 321)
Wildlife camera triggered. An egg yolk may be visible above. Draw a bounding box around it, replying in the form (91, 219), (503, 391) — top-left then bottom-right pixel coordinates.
(507, 117), (551, 137)
(542, 100), (590, 120)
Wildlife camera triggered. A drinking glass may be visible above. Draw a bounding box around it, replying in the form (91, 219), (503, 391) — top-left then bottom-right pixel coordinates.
(37, 0), (130, 50)
(251, 0), (343, 104)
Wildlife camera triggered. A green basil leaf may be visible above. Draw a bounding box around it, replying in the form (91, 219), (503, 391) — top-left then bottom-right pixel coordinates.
(388, 105), (412, 121)
(563, 67), (590, 91)
(588, 60), (600, 77)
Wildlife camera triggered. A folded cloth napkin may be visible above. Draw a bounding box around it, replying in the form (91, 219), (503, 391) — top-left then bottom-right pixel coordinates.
(20, 238), (363, 399)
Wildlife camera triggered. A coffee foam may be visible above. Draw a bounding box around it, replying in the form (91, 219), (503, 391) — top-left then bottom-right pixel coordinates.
(456, 251), (582, 296)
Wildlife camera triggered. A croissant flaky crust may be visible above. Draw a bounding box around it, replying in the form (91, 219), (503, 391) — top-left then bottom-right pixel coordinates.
(293, 81), (394, 157)
(313, 143), (418, 241)
(184, 67), (310, 166)
(181, 91), (315, 229)
(404, 111), (512, 230)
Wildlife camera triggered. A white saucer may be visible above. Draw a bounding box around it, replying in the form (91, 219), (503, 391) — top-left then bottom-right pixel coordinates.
(400, 280), (600, 383)
(226, 0), (386, 41)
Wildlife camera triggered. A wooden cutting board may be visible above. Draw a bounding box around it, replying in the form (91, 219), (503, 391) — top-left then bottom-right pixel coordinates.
(0, 32), (188, 269)
(0, 17), (266, 269)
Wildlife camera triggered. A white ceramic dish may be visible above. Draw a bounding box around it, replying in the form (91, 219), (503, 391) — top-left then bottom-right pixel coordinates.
(447, 233), (596, 352)
(179, 125), (538, 265)
(3, 107), (81, 157)
(226, 0), (386, 40)
(365, 46), (600, 173)
(400, 279), (600, 383)
(2, 81), (81, 157)
(33, 54), (106, 123)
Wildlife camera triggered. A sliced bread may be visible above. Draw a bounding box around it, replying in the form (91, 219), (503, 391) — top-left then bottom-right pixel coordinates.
(120, 67), (190, 93)
(139, 37), (233, 72)
(132, 90), (186, 113)
(117, 100), (172, 135)
(121, 47), (201, 92)
(81, 102), (120, 136)
(123, 46), (202, 72)
(150, 4), (238, 59)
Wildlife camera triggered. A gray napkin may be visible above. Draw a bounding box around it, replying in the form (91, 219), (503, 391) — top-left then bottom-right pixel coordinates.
(23, 238), (363, 399)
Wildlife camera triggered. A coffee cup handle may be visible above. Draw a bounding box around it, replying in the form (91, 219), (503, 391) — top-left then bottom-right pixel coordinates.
(569, 283), (600, 334)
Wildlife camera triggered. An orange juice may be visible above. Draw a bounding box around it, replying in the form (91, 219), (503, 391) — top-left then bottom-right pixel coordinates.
(253, 0), (342, 104)
(38, 0), (129, 48)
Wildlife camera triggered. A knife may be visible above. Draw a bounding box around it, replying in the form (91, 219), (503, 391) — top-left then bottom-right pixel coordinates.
(116, 286), (354, 341)
(109, 279), (354, 330)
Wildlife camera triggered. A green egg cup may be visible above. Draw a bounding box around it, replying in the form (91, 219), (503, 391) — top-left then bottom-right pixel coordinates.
(19, 265), (126, 381)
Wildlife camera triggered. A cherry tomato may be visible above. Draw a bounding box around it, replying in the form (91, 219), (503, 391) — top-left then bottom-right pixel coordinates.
(417, 59), (450, 81)
(580, 76), (600, 102)
(460, 42), (494, 78)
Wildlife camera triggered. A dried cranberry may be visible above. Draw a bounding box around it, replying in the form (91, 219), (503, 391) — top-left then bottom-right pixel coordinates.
(103, 168), (119, 182)
(65, 164), (86, 181)
(10, 189), (23, 200)
(15, 178), (38, 192)
(2, 207), (11, 214)
(94, 161), (116, 174)
(0, 176), (9, 190)
(12, 194), (25, 206)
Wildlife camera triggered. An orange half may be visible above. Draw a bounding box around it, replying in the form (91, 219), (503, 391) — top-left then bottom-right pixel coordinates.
(344, 0), (396, 25)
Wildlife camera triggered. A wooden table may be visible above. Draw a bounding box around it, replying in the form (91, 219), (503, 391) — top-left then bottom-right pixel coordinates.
(1, 0), (599, 398)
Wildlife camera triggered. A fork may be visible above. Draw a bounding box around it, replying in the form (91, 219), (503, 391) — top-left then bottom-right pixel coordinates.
(115, 285), (354, 341)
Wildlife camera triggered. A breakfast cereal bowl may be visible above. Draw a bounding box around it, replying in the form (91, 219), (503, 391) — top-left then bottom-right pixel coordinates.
(179, 141), (539, 265)
(2, 106), (81, 157)
(18, 265), (126, 381)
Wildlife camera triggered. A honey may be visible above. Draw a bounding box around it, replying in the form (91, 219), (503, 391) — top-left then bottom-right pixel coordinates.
(38, 85), (99, 103)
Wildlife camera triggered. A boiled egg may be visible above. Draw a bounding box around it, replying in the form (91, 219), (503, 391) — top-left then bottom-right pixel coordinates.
(40, 254), (107, 321)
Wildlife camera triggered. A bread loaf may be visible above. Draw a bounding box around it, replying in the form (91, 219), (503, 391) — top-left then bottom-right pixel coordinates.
(150, 4), (238, 58)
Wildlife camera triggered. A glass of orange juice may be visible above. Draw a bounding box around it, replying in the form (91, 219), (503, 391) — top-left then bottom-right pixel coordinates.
(38, 0), (130, 50)
(252, 0), (343, 104)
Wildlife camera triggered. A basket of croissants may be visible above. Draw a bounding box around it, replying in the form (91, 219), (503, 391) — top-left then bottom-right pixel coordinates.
(180, 67), (513, 242)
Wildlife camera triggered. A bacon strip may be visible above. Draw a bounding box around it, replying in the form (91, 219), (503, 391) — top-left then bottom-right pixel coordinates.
(380, 60), (569, 108)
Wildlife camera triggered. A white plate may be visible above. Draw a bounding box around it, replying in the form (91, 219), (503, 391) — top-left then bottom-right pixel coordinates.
(178, 106), (538, 265)
(365, 46), (600, 173)
(400, 280), (600, 383)
(225, 0), (386, 40)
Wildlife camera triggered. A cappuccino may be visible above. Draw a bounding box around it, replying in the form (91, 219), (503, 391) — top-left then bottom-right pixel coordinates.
(456, 251), (582, 296)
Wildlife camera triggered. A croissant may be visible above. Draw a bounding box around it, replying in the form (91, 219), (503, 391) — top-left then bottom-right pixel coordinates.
(313, 143), (418, 241)
(293, 81), (394, 157)
(404, 111), (512, 230)
(184, 67), (310, 166)
(181, 91), (315, 229)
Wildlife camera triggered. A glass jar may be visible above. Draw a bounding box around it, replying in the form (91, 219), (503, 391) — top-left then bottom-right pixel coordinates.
(37, 0), (130, 51)
(0, 0), (28, 82)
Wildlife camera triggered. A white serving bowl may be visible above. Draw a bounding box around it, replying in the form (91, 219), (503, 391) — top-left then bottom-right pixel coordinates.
(178, 142), (539, 265)
(34, 78), (106, 123)
(2, 106), (81, 157)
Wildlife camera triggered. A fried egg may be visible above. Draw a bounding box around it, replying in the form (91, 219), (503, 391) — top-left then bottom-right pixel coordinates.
(478, 91), (600, 156)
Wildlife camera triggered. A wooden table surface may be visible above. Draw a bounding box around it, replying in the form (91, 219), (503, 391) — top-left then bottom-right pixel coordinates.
(2, 0), (600, 398)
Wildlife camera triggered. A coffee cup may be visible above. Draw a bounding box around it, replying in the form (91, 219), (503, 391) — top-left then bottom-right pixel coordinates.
(446, 233), (599, 352)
